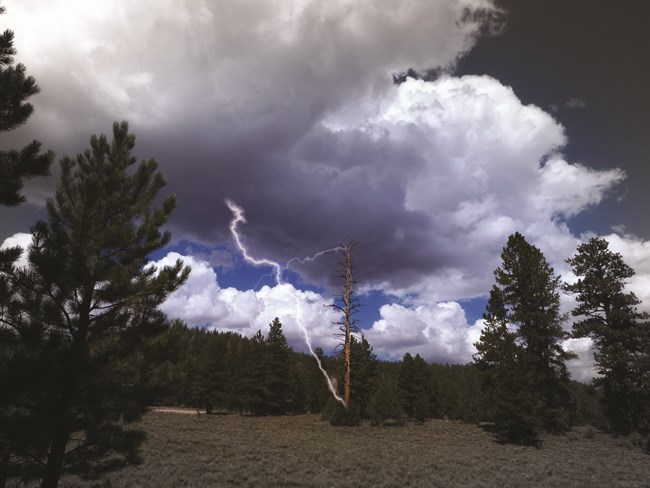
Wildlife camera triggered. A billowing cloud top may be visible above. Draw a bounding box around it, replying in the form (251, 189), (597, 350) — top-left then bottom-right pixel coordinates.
(5, 0), (499, 141)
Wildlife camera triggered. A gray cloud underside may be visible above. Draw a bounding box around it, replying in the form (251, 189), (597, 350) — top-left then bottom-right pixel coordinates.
(3, 0), (509, 295)
(2, 1), (644, 379)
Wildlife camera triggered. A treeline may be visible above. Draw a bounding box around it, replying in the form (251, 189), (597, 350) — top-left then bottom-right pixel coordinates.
(1, 3), (649, 487)
(129, 318), (603, 430)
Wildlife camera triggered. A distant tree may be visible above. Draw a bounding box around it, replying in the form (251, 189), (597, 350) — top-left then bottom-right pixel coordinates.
(265, 317), (292, 414)
(565, 237), (650, 435)
(185, 330), (230, 414)
(368, 372), (404, 426)
(297, 346), (329, 414)
(128, 319), (191, 406)
(349, 335), (378, 418)
(0, 122), (189, 487)
(398, 353), (431, 419)
(429, 363), (483, 422)
(0, 2), (53, 208)
(474, 232), (574, 444)
(237, 330), (269, 415)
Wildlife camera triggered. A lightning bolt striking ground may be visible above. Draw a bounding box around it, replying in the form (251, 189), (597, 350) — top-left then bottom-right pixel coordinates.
(225, 199), (346, 407)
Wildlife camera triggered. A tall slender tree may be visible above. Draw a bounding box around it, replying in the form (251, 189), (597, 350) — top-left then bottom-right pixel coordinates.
(474, 232), (573, 444)
(328, 240), (360, 410)
(565, 237), (649, 435)
(398, 353), (431, 420)
(0, 122), (189, 487)
(0, 2), (53, 208)
(265, 317), (292, 414)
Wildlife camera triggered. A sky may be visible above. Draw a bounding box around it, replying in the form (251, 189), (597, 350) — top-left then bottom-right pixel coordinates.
(2, 0), (650, 382)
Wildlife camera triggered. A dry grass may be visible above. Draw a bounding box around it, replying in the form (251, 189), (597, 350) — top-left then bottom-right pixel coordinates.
(58, 413), (650, 488)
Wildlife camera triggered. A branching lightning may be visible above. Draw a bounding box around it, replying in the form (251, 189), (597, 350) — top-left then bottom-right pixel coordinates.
(225, 199), (346, 407)
(227, 200), (282, 283)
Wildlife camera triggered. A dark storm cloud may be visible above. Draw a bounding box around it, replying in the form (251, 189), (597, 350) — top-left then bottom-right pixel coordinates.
(147, 74), (624, 306)
(3, 0), (644, 376)
(1, 0), (511, 294)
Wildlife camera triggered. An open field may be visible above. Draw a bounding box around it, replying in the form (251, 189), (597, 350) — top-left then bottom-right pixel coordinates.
(60, 411), (650, 488)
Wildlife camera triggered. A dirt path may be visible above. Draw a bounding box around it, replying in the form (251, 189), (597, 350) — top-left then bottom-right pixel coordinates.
(151, 407), (202, 415)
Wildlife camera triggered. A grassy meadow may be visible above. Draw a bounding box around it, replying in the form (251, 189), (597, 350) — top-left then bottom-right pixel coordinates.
(53, 410), (650, 488)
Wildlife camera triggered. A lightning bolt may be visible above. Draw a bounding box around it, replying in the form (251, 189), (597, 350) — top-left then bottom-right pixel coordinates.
(225, 199), (346, 407)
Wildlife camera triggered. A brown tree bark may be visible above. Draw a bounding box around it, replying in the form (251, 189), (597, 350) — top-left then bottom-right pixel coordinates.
(328, 240), (360, 411)
(41, 425), (69, 488)
(342, 243), (353, 409)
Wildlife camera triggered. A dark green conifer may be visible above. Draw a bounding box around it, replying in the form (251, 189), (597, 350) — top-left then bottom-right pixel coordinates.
(0, 2), (53, 208)
(368, 372), (405, 426)
(565, 237), (649, 435)
(474, 232), (573, 444)
(0, 122), (189, 487)
(265, 317), (292, 414)
(398, 353), (431, 419)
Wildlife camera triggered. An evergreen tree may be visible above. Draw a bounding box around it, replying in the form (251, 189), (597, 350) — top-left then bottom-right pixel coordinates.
(368, 372), (405, 426)
(186, 330), (230, 414)
(323, 335), (375, 426)
(565, 237), (650, 435)
(474, 232), (573, 444)
(238, 330), (270, 415)
(349, 335), (378, 418)
(265, 317), (292, 414)
(0, 2), (53, 208)
(0, 122), (189, 487)
(398, 353), (431, 419)
(296, 347), (329, 414)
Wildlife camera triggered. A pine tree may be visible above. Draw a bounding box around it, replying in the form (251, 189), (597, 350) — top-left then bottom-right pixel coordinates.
(474, 232), (573, 444)
(301, 347), (329, 414)
(349, 335), (378, 418)
(474, 286), (540, 443)
(565, 237), (649, 435)
(398, 353), (431, 420)
(265, 317), (291, 414)
(324, 335), (374, 426)
(0, 122), (189, 487)
(238, 330), (270, 415)
(368, 372), (404, 426)
(0, 2), (53, 208)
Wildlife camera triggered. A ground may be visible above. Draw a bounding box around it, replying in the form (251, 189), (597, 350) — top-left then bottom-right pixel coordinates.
(58, 411), (649, 487)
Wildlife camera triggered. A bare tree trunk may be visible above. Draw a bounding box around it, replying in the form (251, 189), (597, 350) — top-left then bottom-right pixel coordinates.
(41, 426), (69, 488)
(329, 240), (359, 412)
(342, 243), (353, 409)
(41, 425), (68, 488)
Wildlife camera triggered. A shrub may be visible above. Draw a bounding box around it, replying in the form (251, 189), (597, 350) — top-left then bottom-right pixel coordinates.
(328, 401), (362, 427)
(368, 378), (405, 426)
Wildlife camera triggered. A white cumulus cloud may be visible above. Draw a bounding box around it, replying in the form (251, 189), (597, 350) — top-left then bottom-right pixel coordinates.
(365, 301), (484, 364)
(0, 233), (32, 268)
(153, 252), (341, 353)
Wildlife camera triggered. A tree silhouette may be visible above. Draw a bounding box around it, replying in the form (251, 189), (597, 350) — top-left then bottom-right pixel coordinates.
(565, 237), (649, 435)
(0, 122), (189, 487)
(328, 241), (360, 410)
(265, 317), (292, 414)
(0, 2), (53, 208)
(474, 232), (573, 444)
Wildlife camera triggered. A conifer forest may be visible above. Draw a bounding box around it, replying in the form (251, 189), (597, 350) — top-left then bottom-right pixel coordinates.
(2, 1), (650, 487)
